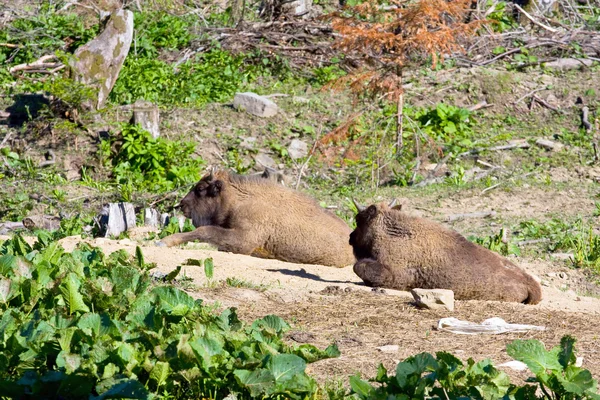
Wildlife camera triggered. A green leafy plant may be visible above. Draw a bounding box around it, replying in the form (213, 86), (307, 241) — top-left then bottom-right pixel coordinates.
(471, 228), (521, 256)
(416, 103), (475, 154)
(350, 335), (599, 400)
(102, 124), (205, 192)
(0, 234), (339, 399)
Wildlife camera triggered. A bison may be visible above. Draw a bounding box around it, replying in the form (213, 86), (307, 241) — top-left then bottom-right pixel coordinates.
(157, 169), (355, 267)
(349, 200), (542, 304)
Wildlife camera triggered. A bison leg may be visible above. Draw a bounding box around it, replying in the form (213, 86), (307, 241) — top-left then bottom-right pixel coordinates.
(157, 226), (259, 253)
(353, 259), (420, 291)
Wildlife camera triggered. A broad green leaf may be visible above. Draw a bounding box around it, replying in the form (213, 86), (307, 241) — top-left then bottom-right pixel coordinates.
(189, 336), (225, 371)
(506, 339), (563, 376)
(292, 343), (340, 363)
(558, 366), (596, 395)
(559, 335), (576, 368)
(151, 286), (194, 317)
(267, 354), (306, 383)
(56, 351), (82, 374)
(102, 363), (120, 380)
(57, 373), (95, 398)
(234, 369), (275, 397)
(0, 278), (15, 303)
(395, 361), (417, 388)
(0, 255), (18, 276)
(251, 315), (290, 337)
(60, 273), (90, 314)
(78, 313), (118, 338)
(164, 265), (181, 282)
(204, 257), (214, 279)
(149, 361), (170, 388)
(349, 375), (374, 397)
(135, 246), (144, 270)
(92, 378), (151, 400)
(57, 327), (77, 352)
(111, 265), (141, 294)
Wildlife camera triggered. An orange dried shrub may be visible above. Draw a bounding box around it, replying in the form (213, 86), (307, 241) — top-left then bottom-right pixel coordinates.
(328, 0), (484, 101)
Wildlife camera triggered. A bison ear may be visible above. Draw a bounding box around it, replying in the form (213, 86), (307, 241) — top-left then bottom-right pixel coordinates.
(392, 204), (403, 211)
(207, 180), (223, 197)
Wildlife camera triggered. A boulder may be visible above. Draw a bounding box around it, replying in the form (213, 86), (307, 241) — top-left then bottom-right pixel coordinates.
(70, 9), (134, 110)
(288, 139), (308, 160)
(411, 288), (455, 311)
(233, 92), (278, 117)
(544, 58), (593, 71)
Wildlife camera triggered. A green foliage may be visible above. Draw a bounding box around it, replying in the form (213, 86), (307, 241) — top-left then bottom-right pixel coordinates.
(132, 11), (195, 58)
(470, 228), (521, 257)
(110, 50), (252, 106)
(0, 5), (99, 67)
(310, 63), (347, 86)
(416, 103), (475, 154)
(350, 336), (600, 400)
(0, 234), (339, 399)
(101, 124), (205, 193)
(485, 1), (517, 33)
(507, 336), (600, 400)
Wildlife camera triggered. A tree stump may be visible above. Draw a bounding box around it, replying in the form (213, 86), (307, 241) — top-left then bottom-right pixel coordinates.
(99, 202), (137, 237)
(131, 99), (160, 138)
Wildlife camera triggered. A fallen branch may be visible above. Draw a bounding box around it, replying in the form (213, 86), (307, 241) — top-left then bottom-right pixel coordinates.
(532, 95), (562, 112)
(0, 132), (12, 148)
(38, 150), (56, 168)
(0, 43), (20, 48)
(9, 55), (62, 74)
(457, 140), (530, 158)
(513, 4), (559, 33)
(481, 182), (502, 195)
(468, 100), (494, 112)
(445, 211), (497, 222)
(513, 87), (547, 104)
(515, 238), (551, 247)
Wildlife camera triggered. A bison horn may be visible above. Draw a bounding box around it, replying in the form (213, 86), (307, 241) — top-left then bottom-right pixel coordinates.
(352, 198), (366, 212)
(388, 198), (398, 208)
(208, 166), (216, 181)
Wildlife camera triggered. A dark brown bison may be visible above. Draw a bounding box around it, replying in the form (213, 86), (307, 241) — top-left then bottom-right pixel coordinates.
(157, 169), (355, 267)
(349, 200), (542, 304)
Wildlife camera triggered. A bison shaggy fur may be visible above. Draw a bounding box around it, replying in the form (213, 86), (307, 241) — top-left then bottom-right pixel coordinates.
(349, 202), (542, 304)
(158, 169), (355, 267)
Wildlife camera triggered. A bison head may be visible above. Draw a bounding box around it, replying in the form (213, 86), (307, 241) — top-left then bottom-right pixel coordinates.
(349, 199), (402, 259)
(179, 170), (227, 227)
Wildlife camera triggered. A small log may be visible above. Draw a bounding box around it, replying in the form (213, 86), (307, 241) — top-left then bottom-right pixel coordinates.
(0, 221), (25, 234)
(535, 138), (564, 151)
(130, 100), (160, 138)
(99, 202), (137, 237)
(582, 106), (592, 131)
(445, 211), (497, 222)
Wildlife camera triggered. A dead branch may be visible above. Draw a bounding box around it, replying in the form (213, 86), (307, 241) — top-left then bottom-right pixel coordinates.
(0, 132), (12, 148)
(38, 150), (56, 168)
(513, 88), (547, 105)
(532, 95), (562, 112)
(295, 127), (322, 190)
(445, 211), (497, 222)
(481, 182), (502, 195)
(468, 100), (493, 111)
(457, 140), (530, 159)
(513, 4), (559, 33)
(0, 43), (20, 48)
(9, 55), (63, 74)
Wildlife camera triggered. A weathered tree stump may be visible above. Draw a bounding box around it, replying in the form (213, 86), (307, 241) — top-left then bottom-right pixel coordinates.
(144, 208), (160, 228)
(99, 202), (137, 237)
(131, 100), (160, 138)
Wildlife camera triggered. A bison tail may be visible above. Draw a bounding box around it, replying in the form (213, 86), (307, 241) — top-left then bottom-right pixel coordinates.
(523, 274), (543, 305)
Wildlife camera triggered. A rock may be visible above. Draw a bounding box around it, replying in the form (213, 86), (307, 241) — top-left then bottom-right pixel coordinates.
(376, 345), (399, 353)
(411, 288), (455, 311)
(70, 10), (134, 110)
(282, 0), (312, 16)
(233, 92), (278, 117)
(131, 100), (160, 138)
(292, 96), (310, 103)
(22, 215), (62, 231)
(240, 137), (257, 150)
(535, 138), (564, 152)
(288, 139), (308, 160)
(544, 58), (593, 71)
(254, 153), (277, 170)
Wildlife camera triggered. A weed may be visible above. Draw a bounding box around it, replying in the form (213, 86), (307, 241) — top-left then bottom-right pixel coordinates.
(101, 124), (205, 192)
(224, 277), (270, 292)
(470, 228), (520, 256)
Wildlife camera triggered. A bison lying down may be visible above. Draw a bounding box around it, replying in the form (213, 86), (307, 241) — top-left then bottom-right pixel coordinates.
(158, 169), (355, 267)
(349, 201), (542, 304)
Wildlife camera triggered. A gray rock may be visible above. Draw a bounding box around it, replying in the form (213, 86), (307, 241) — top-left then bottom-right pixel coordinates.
(288, 139), (308, 160)
(282, 0), (312, 16)
(544, 58), (593, 71)
(254, 153), (277, 170)
(411, 288), (455, 311)
(131, 100), (160, 138)
(240, 136), (257, 150)
(233, 92), (278, 117)
(376, 345), (399, 353)
(70, 10), (134, 110)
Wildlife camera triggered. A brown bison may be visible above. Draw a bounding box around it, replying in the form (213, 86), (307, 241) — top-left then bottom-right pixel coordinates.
(157, 169), (355, 267)
(349, 200), (542, 304)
